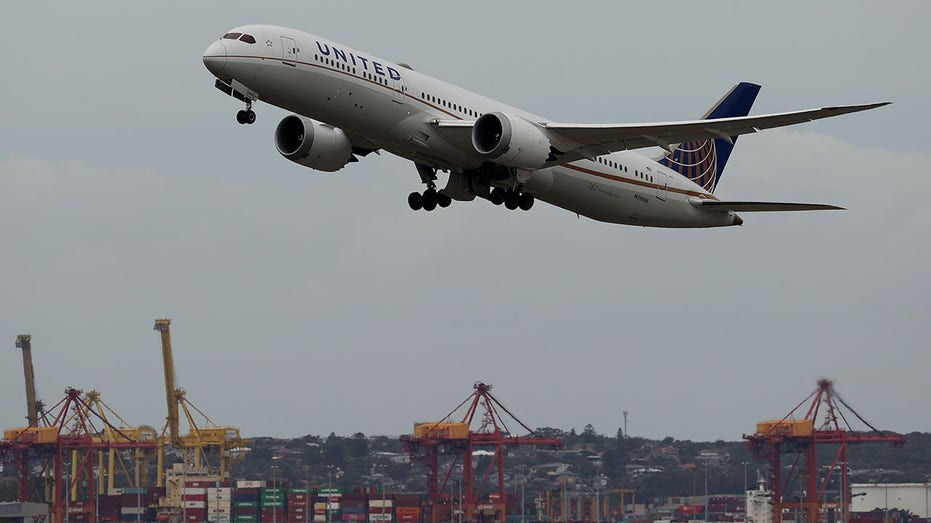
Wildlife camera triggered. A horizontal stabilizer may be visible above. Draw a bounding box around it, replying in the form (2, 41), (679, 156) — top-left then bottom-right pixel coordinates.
(689, 198), (844, 212)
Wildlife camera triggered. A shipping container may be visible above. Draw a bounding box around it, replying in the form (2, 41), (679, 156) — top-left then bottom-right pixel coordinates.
(413, 422), (469, 440)
(393, 496), (421, 507)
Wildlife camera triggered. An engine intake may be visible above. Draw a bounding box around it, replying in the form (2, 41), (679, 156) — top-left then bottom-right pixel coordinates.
(471, 112), (553, 170)
(275, 115), (354, 172)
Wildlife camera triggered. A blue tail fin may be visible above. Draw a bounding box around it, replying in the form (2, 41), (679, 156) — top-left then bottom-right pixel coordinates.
(657, 82), (761, 193)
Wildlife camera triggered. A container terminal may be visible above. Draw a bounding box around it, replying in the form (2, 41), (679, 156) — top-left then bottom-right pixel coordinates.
(0, 322), (915, 523)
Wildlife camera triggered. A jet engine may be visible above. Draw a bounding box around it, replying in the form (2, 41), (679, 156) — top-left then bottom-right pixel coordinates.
(275, 115), (354, 172)
(471, 112), (554, 170)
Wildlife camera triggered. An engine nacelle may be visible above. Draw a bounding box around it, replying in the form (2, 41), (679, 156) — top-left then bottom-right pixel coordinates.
(471, 112), (553, 170)
(275, 115), (354, 172)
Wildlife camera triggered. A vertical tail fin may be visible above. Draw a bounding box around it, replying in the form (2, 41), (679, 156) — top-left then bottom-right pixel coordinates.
(658, 82), (761, 193)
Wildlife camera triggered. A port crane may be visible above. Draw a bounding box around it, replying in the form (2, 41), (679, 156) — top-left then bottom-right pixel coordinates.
(2, 387), (157, 523)
(744, 379), (905, 523)
(402, 382), (563, 523)
(154, 319), (247, 485)
(82, 390), (158, 492)
(16, 334), (45, 427)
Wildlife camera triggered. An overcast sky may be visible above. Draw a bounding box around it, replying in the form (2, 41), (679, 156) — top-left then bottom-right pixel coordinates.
(2, 3), (928, 444)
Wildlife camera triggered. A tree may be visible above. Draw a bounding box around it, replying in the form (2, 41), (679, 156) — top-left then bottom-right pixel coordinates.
(349, 432), (368, 458)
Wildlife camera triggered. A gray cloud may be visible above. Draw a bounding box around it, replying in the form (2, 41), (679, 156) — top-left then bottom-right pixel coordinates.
(1, 2), (928, 442)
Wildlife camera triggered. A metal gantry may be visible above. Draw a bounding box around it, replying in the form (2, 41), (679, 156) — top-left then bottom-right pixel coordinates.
(401, 382), (563, 523)
(1, 387), (157, 523)
(744, 378), (906, 523)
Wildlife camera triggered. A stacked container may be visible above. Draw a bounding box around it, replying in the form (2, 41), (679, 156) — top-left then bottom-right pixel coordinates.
(261, 488), (286, 523)
(121, 487), (151, 522)
(183, 484), (208, 523)
(316, 488), (342, 523)
(208, 487), (233, 523)
(98, 493), (122, 523)
(341, 493), (365, 523)
(233, 484), (263, 523)
(67, 501), (91, 523)
(367, 495), (393, 523)
(287, 489), (313, 523)
(394, 495), (421, 523)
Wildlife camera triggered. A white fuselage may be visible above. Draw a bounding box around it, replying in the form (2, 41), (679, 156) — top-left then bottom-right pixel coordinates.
(204, 25), (738, 227)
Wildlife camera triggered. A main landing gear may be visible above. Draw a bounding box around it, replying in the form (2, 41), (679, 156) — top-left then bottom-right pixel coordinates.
(408, 163), (452, 212)
(408, 186), (452, 212)
(236, 102), (256, 125)
(490, 187), (534, 211)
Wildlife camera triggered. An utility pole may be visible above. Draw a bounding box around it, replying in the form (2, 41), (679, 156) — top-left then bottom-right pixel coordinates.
(622, 411), (629, 438)
(519, 465), (526, 523)
(272, 466), (279, 523)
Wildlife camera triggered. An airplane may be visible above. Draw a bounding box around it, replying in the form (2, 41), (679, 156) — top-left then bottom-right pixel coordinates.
(202, 25), (888, 228)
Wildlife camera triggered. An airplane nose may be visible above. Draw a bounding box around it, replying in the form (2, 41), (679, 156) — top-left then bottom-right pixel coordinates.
(203, 40), (227, 76)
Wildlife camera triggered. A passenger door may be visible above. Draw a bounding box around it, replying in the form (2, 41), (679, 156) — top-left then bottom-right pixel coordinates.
(655, 171), (668, 202)
(281, 36), (297, 66)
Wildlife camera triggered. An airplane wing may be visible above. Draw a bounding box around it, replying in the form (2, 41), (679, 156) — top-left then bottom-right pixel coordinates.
(688, 198), (845, 212)
(431, 102), (888, 163)
(544, 102), (889, 160)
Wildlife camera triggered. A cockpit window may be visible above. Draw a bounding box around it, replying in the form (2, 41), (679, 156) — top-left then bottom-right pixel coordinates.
(239, 34), (256, 44)
(222, 32), (242, 40)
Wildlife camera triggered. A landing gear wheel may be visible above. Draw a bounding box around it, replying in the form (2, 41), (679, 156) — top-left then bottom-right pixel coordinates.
(436, 192), (452, 208)
(422, 189), (438, 211)
(490, 187), (506, 205)
(518, 192), (535, 211)
(504, 190), (520, 210)
(237, 108), (256, 125)
(408, 192), (423, 211)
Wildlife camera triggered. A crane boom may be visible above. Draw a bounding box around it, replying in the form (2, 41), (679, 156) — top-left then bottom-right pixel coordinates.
(153, 319), (181, 445)
(15, 334), (39, 428)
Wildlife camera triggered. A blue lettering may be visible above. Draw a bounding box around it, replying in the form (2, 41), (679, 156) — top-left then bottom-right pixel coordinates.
(348, 53), (357, 66)
(315, 41), (330, 56)
(333, 48), (347, 62)
(373, 61), (385, 76)
(387, 67), (401, 81)
(358, 56), (369, 70)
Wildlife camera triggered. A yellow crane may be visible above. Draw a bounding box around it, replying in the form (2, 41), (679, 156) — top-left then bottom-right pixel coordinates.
(81, 390), (157, 493)
(604, 489), (636, 519)
(153, 319), (247, 486)
(16, 334), (44, 428)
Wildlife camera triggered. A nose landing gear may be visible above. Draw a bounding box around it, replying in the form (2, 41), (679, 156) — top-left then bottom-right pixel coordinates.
(236, 102), (256, 125)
